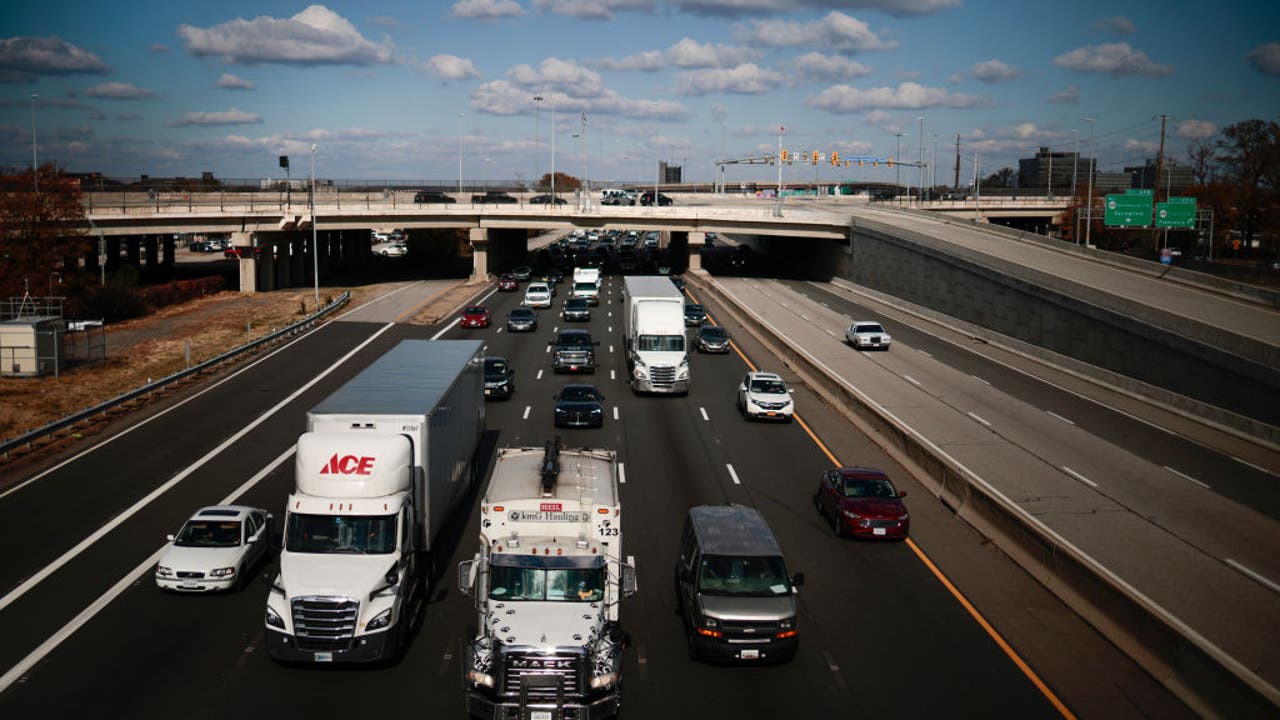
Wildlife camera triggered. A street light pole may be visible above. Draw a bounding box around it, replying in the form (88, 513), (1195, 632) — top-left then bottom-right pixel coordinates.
(1084, 116), (1096, 247)
(776, 125), (785, 214)
(31, 94), (38, 193)
(917, 116), (925, 205)
(894, 132), (903, 194)
(720, 120), (727, 194)
(550, 100), (556, 201)
(457, 113), (464, 195)
(532, 95), (543, 189)
(310, 144), (319, 309)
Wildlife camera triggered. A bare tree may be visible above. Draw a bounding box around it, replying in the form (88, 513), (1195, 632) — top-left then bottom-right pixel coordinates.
(0, 165), (90, 298)
(1187, 139), (1217, 186)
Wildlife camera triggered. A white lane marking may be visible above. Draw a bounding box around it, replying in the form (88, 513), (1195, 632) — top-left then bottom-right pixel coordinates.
(972, 375), (990, 385)
(522, 406), (531, 420)
(1046, 411), (1074, 425)
(536, 370), (544, 380)
(553, 326), (559, 332)
(824, 329), (837, 338)
(431, 317), (461, 340)
(1225, 559), (1280, 595)
(799, 313), (810, 322)
(482, 344), (488, 354)
(822, 650), (848, 690)
(726, 464), (741, 485)
(1164, 466), (1211, 490)
(699, 407), (709, 421)
(610, 369), (616, 381)
(496, 328), (502, 334)
(1231, 456), (1270, 475)
(903, 375), (921, 386)
(918, 349), (933, 358)
(966, 411), (991, 427)
(618, 463), (626, 484)
(1062, 466), (1098, 488)
(0, 323), (396, 612)
(608, 326), (613, 333)
(608, 311), (612, 318)
(545, 345), (551, 354)
(336, 280), (425, 319)
(609, 345), (614, 354)
(820, 302), (830, 308)
(613, 406), (619, 421)
(0, 445), (295, 693)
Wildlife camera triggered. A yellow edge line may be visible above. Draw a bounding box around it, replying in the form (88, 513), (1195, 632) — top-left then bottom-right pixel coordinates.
(689, 280), (1076, 720)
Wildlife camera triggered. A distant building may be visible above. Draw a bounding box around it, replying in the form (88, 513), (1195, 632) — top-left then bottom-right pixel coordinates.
(1124, 159), (1193, 194)
(659, 161), (682, 184)
(1093, 172), (1132, 194)
(1017, 146), (1092, 195)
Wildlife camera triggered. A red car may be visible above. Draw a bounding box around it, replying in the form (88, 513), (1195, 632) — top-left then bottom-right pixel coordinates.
(497, 274), (519, 292)
(814, 468), (909, 540)
(460, 305), (492, 328)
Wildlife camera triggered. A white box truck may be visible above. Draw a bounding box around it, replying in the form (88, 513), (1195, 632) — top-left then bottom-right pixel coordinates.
(622, 275), (689, 394)
(265, 340), (485, 663)
(459, 440), (636, 719)
(572, 267), (602, 305)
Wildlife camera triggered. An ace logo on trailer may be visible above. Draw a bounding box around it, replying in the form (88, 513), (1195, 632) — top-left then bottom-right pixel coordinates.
(319, 454), (376, 475)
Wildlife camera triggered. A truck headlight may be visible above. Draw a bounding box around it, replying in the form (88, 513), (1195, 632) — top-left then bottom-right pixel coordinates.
(209, 566), (236, 578)
(366, 608), (393, 631)
(156, 565), (172, 577)
(591, 673), (619, 690)
(467, 670), (495, 688)
(633, 365), (648, 379)
(265, 605), (285, 629)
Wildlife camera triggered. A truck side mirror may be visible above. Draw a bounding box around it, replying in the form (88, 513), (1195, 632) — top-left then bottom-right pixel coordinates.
(622, 562), (638, 599)
(791, 572), (805, 588)
(458, 559), (477, 597)
(166, 534), (175, 542)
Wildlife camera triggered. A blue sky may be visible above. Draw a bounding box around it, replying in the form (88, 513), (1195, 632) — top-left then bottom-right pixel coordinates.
(1, 0), (1277, 185)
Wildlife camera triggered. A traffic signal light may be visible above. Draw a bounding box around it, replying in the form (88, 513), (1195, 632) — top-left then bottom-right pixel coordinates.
(887, 158), (894, 168)
(780, 149), (789, 163)
(830, 151), (840, 166)
(811, 150), (820, 165)
(858, 160), (864, 167)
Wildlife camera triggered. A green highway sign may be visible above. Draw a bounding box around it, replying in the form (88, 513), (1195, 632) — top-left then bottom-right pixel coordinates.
(1156, 196), (1197, 228)
(1105, 193), (1152, 227)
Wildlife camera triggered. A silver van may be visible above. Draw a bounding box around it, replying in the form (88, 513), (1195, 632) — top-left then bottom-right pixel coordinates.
(674, 505), (803, 663)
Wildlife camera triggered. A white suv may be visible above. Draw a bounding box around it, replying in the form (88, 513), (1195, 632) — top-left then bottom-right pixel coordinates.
(524, 282), (552, 308)
(155, 506), (272, 592)
(845, 321), (891, 350)
(737, 371), (794, 422)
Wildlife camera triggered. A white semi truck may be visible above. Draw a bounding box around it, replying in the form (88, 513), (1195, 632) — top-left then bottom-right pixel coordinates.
(265, 339), (485, 663)
(459, 440), (636, 719)
(622, 275), (689, 394)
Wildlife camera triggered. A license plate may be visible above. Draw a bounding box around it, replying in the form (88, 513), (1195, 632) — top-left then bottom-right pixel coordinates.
(873, 528), (886, 536)
(570, 366), (578, 371)
(314, 652), (333, 662)
(739, 649), (760, 660)
(766, 411), (776, 416)
(485, 389), (494, 395)
(179, 583), (199, 590)
(531, 712), (552, 720)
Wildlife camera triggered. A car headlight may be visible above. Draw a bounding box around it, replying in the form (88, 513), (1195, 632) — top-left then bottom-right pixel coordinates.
(842, 509), (862, 519)
(591, 673), (619, 690)
(702, 616), (718, 629)
(209, 566), (236, 578)
(590, 407), (603, 414)
(265, 605), (285, 629)
(366, 608), (393, 631)
(467, 670), (495, 688)
(898, 513), (909, 521)
(156, 565), (172, 577)
(779, 618), (794, 630)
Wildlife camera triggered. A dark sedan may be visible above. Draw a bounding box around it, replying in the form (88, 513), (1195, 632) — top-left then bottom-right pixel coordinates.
(639, 191), (673, 206)
(497, 274), (519, 292)
(696, 325), (731, 353)
(683, 304), (707, 326)
(414, 191), (456, 204)
(511, 266), (533, 281)
(506, 306), (538, 332)
(483, 356), (515, 399)
(562, 297), (591, 321)
(553, 384), (606, 428)
(530, 194), (568, 205)
(814, 468), (909, 540)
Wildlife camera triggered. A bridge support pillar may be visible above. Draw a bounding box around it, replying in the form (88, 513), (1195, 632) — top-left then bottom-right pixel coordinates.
(687, 232), (704, 272)
(106, 237), (121, 271)
(144, 235), (159, 272)
(161, 235), (175, 268)
(277, 241), (293, 289)
(126, 236), (141, 269)
(469, 228), (489, 283)
(291, 238), (307, 287)
(258, 245), (276, 292)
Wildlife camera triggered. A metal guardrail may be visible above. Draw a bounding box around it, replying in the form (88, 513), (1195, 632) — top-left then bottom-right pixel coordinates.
(0, 292), (351, 460)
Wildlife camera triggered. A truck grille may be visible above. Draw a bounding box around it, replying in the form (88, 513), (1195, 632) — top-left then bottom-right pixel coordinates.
(648, 365), (676, 386)
(291, 596), (359, 652)
(502, 652), (582, 699)
(719, 619), (781, 641)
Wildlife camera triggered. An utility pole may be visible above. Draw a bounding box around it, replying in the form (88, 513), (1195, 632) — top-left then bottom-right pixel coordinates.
(1071, 129), (1079, 198)
(1153, 113), (1170, 253)
(31, 94), (38, 193)
(776, 125), (785, 216)
(550, 100), (556, 201)
(1084, 116), (1096, 247)
(894, 132), (903, 196)
(917, 116), (925, 205)
(953, 134), (960, 190)
(458, 112), (464, 195)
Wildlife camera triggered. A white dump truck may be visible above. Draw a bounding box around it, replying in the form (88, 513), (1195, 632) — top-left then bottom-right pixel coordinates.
(571, 267), (602, 305)
(622, 275), (689, 394)
(459, 440), (636, 719)
(265, 339), (485, 663)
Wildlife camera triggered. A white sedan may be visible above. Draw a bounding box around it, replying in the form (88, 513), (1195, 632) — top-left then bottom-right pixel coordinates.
(155, 506), (273, 593)
(846, 321), (891, 351)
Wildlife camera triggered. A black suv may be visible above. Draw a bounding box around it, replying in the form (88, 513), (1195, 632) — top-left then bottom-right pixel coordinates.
(472, 191), (518, 204)
(549, 329), (598, 373)
(414, 190), (456, 204)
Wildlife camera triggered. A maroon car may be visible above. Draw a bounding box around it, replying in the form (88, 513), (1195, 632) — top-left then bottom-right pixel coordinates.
(497, 274), (519, 292)
(814, 468), (909, 540)
(460, 305), (492, 328)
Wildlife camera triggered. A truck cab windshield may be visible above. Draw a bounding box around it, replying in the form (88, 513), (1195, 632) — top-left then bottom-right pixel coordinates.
(489, 565), (605, 602)
(697, 554), (790, 597)
(636, 335), (685, 352)
(286, 513), (397, 554)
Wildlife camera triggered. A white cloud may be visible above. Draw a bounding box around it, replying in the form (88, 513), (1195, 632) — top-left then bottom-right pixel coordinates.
(532, 0), (959, 20)
(805, 82), (986, 113)
(451, 0), (525, 19)
(531, 0), (617, 20)
(1248, 43), (1280, 76)
(735, 12), (897, 55)
(1093, 16), (1135, 36)
(0, 36), (111, 82)
(1123, 138), (1159, 154)
(971, 59), (1019, 83)
(673, 63), (784, 95)
(178, 5), (395, 66)
(792, 52), (872, 82)
(425, 54), (482, 80)
(84, 82), (156, 100)
(666, 37), (758, 68)
(215, 73), (256, 90)
(1053, 43), (1172, 77)
(1175, 119), (1218, 140)
(507, 57), (607, 97)
(597, 50), (666, 72)
(470, 79), (692, 120)
(166, 108), (263, 127)
(1048, 85), (1079, 104)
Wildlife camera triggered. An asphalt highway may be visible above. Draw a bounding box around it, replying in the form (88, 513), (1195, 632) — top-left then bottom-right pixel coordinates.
(0, 273), (1191, 718)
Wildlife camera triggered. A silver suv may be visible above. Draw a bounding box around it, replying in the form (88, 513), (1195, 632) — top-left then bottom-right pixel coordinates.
(675, 505), (803, 663)
(736, 371), (793, 421)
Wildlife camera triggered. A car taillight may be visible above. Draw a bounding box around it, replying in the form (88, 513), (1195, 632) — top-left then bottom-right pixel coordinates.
(775, 629), (798, 639)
